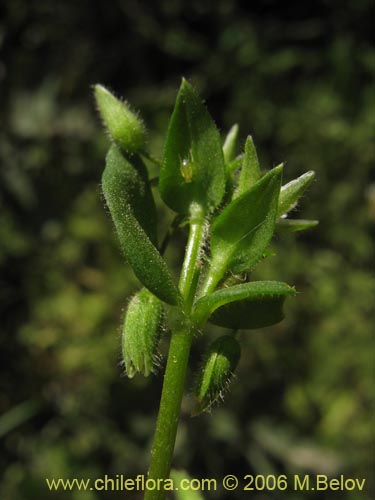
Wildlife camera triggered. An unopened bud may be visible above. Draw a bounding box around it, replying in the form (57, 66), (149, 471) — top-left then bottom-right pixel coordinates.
(94, 84), (146, 153)
(122, 288), (163, 378)
(195, 335), (241, 414)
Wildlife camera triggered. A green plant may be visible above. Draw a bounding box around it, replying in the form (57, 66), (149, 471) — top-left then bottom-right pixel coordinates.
(94, 79), (317, 500)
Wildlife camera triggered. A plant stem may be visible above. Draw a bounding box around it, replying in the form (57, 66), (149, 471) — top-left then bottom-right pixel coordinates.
(144, 323), (192, 500)
(179, 205), (205, 309)
(198, 261), (225, 298)
(145, 206), (206, 500)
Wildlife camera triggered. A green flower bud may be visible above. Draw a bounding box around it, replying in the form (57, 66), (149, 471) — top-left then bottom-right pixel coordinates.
(195, 335), (241, 414)
(94, 84), (146, 153)
(122, 288), (164, 378)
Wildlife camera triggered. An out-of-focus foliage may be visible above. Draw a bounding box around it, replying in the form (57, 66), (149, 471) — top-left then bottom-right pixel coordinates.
(0, 1), (373, 499)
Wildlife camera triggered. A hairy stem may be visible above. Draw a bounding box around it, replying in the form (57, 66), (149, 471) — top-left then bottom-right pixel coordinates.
(198, 261), (225, 298)
(145, 323), (193, 500)
(145, 206), (206, 500)
(179, 206), (205, 309)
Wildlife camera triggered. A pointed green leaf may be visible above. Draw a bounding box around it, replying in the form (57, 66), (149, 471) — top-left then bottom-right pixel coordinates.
(227, 154), (243, 175)
(122, 288), (164, 378)
(102, 146), (179, 305)
(235, 135), (261, 198)
(278, 170), (315, 217)
(159, 79), (225, 214)
(221, 154), (243, 206)
(104, 145), (158, 243)
(223, 123), (239, 164)
(94, 84), (146, 153)
(277, 218), (319, 232)
(209, 165), (283, 279)
(193, 281), (296, 329)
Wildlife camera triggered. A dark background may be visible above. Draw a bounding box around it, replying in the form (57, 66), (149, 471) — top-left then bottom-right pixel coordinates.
(0, 1), (373, 499)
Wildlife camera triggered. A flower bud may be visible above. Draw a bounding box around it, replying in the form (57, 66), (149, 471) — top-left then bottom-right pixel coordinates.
(94, 84), (146, 153)
(195, 335), (241, 413)
(122, 288), (164, 378)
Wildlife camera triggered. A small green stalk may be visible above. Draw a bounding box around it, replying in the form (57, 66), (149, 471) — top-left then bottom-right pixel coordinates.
(145, 208), (206, 500)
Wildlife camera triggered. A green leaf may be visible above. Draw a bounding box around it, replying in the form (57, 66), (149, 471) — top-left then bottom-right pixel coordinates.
(277, 218), (319, 232)
(278, 170), (315, 217)
(221, 154), (243, 206)
(193, 281), (296, 329)
(159, 79), (225, 214)
(104, 145), (158, 243)
(223, 123), (239, 164)
(235, 135), (260, 198)
(209, 165), (283, 279)
(226, 154), (243, 176)
(102, 146), (179, 305)
(122, 288), (164, 378)
(94, 84), (146, 153)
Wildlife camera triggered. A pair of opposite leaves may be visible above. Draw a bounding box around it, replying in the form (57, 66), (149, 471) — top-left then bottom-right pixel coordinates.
(98, 80), (315, 329)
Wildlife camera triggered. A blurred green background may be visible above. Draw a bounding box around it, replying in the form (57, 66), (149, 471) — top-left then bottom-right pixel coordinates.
(0, 1), (373, 499)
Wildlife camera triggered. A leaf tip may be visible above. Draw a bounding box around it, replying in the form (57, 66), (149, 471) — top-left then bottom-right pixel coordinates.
(180, 76), (192, 91)
(245, 134), (254, 146)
